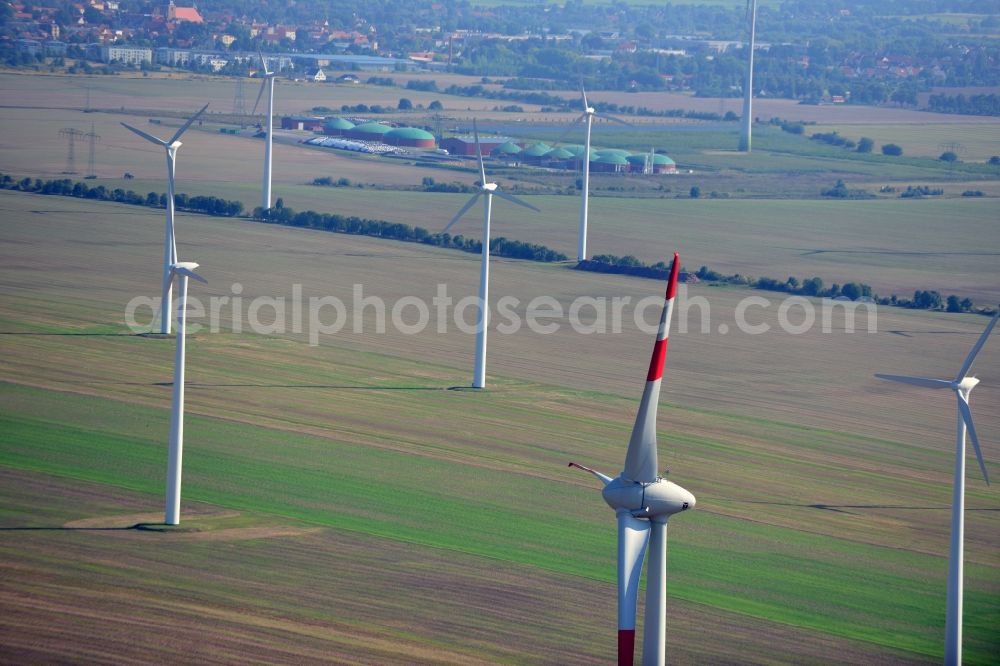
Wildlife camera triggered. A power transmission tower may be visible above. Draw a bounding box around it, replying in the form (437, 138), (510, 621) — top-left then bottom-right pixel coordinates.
(59, 127), (86, 174)
(233, 77), (247, 127)
(86, 123), (101, 177)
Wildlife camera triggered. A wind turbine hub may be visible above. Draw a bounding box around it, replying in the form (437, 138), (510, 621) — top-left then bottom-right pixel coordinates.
(602, 475), (695, 518)
(483, 182), (498, 191)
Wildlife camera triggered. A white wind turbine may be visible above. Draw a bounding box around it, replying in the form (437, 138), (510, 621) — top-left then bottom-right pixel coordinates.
(876, 312), (996, 666)
(570, 253), (696, 666)
(163, 261), (207, 525)
(558, 85), (630, 262)
(442, 119), (539, 389)
(121, 103), (209, 334)
(739, 0), (757, 152)
(252, 51), (278, 210)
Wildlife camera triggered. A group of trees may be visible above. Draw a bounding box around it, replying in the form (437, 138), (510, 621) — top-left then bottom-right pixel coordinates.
(927, 94), (1000, 116)
(810, 133), (896, 156)
(820, 180), (873, 199)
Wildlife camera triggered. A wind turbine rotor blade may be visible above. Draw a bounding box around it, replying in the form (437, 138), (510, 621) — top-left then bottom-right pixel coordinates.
(257, 50), (270, 74)
(874, 374), (952, 389)
(493, 189), (540, 213)
(957, 394), (990, 485)
(121, 122), (167, 147)
(955, 311), (999, 381)
(580, 84), (589, 110)
(251, 79), (267, 117)
(169, 103), (210, 145)
(554, 116), (586, 145)
(622, 253), (680, 483)
(616, 512), (650, 666)
(442, 193), (481, 233)
(567, 462), (612, 486)
(597, 113), (632, 127)
(174, 267), (207, 284)
(472, 119), (487, 185)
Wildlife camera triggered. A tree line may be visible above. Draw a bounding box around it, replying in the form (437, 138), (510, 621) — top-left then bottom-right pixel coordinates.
(576, 255), (994, 315)
(927, 94), (1000, 117)
(0, 172), (567, 265)
(0, 174), (243, 216)
(252, 201), (566, 262)
(4, 172), (988, 314)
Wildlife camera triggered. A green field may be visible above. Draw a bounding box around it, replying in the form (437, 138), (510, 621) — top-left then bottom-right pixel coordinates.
(2, 69), (1000, 664)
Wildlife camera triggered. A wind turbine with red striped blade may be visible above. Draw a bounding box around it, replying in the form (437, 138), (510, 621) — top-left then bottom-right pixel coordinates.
(441, 119), (539, 389)
(570, 253), (696, 666)
(876, 310), (997, 666)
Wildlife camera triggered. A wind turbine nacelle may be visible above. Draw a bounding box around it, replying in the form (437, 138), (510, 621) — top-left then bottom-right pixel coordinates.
(602, 476), (695, 517)
(958, 376), (980, 391)
(483, 182), (498, 192)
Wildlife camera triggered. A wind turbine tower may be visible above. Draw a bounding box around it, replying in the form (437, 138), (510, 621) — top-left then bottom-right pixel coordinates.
(739, 0), (758, 152)
(876, 311), (997, 665)
(442, 119), (539, 389)
(163, 261), (207, 525)
(253, 52), (278, 210)
(121, 103), (209, 334)
(558, 86), (630, 262)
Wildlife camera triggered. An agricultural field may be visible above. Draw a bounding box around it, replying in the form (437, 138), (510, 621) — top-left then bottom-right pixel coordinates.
(0, 70), (546, 118)
(1, 69), (998, 312)
(808, 123), (1000, 162)
(1, 188), (999, 663)
(1, 70), (999, 664)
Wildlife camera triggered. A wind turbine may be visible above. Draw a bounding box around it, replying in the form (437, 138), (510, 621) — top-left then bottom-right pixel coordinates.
(876, 311), (997, 666)
(739, 0), (758, 152)
(121, 103), (209, 335)
(163, 261), (207, 525)
(252, 51), (278, 210)
(570, 253), (696, 666)
(558, 86), (630, 262)
(442, 119), (539, 389)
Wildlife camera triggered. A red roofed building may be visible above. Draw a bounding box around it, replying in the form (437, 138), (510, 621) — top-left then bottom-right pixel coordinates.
(167, 1), (203, 24)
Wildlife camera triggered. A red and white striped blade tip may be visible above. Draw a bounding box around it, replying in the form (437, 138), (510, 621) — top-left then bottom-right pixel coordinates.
(622, 253), (679, 483)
